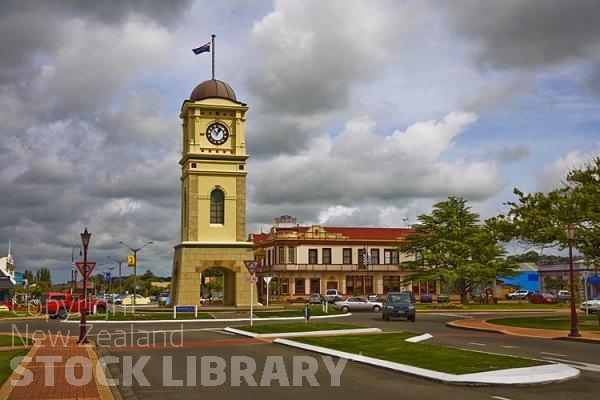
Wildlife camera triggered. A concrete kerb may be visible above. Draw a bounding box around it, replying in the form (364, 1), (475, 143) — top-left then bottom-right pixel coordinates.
(273, 338), (580, 386)
(61, 313), (350, 324)
(224, 327), (381, 338)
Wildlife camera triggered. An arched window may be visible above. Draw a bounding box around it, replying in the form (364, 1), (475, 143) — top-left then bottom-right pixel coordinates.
(210, 189), (225, 224)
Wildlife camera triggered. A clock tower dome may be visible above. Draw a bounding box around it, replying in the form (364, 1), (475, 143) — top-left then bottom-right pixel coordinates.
(171, 78), (256, 307)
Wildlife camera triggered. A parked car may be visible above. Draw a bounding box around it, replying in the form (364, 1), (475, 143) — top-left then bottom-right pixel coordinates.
(39, 292), (107, 319)
(419, 293), (433, 303)
(324, 289), (343, 303)
(382, 291), (416, 321)
(309, 293), (323, 305)
(437, 294), (450, 303)
(507, 290), (530, 300)
(158, 292), (170, 306)
(557, 290), (571, 302)
(580, 297), (600, 313)
(333, 297), (383, 313)
(528, 293), (558, 304)
(120, 294), (151, 306)
(112, 294), (124, 305)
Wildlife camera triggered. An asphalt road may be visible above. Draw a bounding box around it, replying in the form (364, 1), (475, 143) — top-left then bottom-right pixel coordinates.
(3, 311), (600, 399)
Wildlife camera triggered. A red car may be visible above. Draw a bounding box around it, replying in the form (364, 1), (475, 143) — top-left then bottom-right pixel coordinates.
(528, 293), (558, 304)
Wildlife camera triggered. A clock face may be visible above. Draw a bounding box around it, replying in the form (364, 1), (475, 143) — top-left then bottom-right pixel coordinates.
(206, 122), (229, 145)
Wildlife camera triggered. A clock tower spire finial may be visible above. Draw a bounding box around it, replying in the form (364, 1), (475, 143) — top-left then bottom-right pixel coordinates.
(211, 34), (216, 80)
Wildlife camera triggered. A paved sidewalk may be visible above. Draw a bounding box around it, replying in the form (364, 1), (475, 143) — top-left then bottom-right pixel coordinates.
(0, 335), (114, 400)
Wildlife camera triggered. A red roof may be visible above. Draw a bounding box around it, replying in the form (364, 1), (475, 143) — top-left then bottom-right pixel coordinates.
(250, 226), (413, 245)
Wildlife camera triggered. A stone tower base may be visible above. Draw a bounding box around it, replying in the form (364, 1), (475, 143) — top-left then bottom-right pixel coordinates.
(171, 242), (257, 307)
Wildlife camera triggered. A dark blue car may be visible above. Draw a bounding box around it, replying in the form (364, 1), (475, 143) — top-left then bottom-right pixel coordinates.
(382, 291), (416, 321)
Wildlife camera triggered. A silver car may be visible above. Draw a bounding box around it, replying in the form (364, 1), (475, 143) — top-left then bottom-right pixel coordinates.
(580, 296), (600, 313)
(333, 296), (383, 313)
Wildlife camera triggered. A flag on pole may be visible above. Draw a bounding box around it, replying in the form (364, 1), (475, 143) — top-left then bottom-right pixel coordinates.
(192, 42), (211, 55)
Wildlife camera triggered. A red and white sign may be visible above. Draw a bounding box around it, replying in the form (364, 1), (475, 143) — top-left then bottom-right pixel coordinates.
(244, 260), (260, 276)
(75, 261), (97, 278)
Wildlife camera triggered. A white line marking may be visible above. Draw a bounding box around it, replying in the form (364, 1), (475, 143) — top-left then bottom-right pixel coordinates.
(468, 342), (486, 346)
(491, 396), (513, 400)
(540, 352), (567, 357)
(543, 357), (600, 372)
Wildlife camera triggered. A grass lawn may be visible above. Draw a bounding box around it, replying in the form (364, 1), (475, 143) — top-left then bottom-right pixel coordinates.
(86, 311), (215, 321)
(0, 350), (30, 385)
(489, 314), (600, 331)
(0, 335), (34, 347)
(292, 332), (546, 375)
(0, 310), (43, 318)
(235, 322), (363, 334)
(254, 305), (343, 318)
(417, 302), (570, 311)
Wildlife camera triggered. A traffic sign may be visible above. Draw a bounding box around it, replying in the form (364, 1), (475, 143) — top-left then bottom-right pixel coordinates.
(127, 254), (136, 267)
(75, 261), (97, 278)
(244, 260), (260, 276)
(263, 276), (272, 285)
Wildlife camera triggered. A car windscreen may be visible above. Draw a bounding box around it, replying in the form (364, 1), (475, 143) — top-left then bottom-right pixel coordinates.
(387, 293), (412, 303)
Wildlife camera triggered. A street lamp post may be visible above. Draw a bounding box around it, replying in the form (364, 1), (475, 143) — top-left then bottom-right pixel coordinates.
(106, 266), (115, 292)
(362, 248), (372, 296)
(108, 256), (126, 292)
(79, 228), (91, 344)
(566, 223), (581, 337)
(71, 245), (82, 294)
(119, 241), (153, 312)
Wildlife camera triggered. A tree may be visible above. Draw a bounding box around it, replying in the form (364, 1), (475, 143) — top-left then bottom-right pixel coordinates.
(35, 267), (52, 286)
(544, 275), (569, 294)
(398, 197), (517, 304)
(487, 157), (600, 267)
(23, 270), (34, 284)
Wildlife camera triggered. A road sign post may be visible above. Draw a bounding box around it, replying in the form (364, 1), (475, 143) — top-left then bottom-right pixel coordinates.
(244, 260), (260, 326)
(263, 276), (272, 307)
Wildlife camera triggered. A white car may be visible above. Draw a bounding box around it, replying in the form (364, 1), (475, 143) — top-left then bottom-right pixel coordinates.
(580, 297), (600, 313)
(120, 294), (152, 306)
(507, 290), (530, 300)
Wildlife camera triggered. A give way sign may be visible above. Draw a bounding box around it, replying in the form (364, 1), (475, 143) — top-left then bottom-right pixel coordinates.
(243, 260), (260, 276)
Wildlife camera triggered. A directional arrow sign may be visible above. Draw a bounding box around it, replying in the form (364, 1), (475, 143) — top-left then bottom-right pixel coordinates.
(75, 261), (97, 278)
(244, 260), (260, 276)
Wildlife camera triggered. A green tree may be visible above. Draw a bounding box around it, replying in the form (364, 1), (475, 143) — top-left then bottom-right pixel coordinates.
(23, 270), (34, 284)
(35, 267), (52, 286)
(487, 157), (600, 267)
(399, 197), (517, 304)
(544, 275), (569, 294)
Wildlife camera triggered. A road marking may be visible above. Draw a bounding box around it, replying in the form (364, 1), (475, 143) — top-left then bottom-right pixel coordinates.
(491, 396), (513, 400)
(500, 345), (519, 349)
(543, 357), (600, 372)
(540, 352), (567, 357)
(468, 342), (486, 346)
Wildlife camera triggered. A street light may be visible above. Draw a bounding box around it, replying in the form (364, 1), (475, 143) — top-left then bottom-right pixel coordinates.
(79, 228), (91, 344)
(71, 245), (82, 294)
(107, 256), (126, 292)
(119, 240), (153, 312)
(566, 223), (581, 338)
(362, 248), (372, 296)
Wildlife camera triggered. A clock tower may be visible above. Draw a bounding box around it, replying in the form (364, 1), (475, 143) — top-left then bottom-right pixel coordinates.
(171, 79), (256, 307)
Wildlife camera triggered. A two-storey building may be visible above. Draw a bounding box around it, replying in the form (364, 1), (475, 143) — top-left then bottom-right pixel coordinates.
(249, 217), (437, 301)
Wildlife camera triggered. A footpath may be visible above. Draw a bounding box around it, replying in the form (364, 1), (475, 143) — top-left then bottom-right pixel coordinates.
(0, 316), (598, 399)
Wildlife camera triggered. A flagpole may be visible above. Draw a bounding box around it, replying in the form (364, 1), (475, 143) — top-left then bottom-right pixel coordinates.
(211, 34), (215, 80)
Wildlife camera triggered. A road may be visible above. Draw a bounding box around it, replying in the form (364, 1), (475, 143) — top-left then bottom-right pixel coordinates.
(3, 311), (600, 399)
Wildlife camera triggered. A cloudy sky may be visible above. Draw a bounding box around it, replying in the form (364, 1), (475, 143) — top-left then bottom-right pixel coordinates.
(1, 0), (599, 283)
